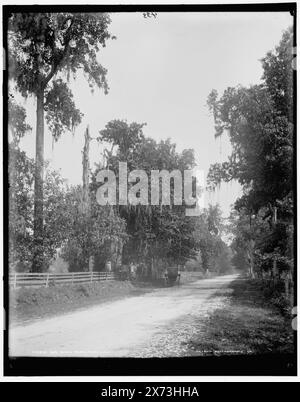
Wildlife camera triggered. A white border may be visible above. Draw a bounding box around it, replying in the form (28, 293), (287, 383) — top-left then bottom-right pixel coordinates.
(0, 0), (298, 382)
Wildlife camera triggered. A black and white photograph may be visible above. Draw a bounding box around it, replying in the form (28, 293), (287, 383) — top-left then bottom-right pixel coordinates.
(2, 3), (297, 379)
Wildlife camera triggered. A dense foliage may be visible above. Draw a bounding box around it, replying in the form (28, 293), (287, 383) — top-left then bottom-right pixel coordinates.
(207, 28), (294, 280)
(7, 13), (235, 277)
(8, 12), (114, 270)
(95, 120), (199, 275)
(9, 144), (128, 272)
(9, 119), (231, 275)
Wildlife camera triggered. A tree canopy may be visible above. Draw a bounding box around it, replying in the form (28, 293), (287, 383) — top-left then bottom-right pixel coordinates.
(8, 12), (114, 271)
(207, 27), (294, 278)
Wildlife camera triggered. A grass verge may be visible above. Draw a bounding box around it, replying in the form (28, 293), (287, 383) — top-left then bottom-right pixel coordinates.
(8, 272), (202, 326)
(9, 280), (152, 326)
(186, 279), (295, 355)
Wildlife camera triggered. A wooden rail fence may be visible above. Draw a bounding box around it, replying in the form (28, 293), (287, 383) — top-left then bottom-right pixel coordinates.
(9, 271), (115, 289)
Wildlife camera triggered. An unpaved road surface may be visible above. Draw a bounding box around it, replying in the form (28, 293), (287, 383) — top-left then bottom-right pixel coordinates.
(9, 274), (238, 357)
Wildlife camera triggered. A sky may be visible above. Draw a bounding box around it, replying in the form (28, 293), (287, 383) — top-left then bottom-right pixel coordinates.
(17, 11), (293, 217)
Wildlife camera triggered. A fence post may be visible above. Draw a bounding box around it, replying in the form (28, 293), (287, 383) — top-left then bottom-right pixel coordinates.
(72, 273), (74, 285)
(91, 271), (93, 283)
(14, 273), (17, 289)
(45, 273), (49, 288)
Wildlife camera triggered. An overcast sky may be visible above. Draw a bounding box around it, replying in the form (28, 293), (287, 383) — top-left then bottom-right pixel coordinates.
(17, 11), (292, 217)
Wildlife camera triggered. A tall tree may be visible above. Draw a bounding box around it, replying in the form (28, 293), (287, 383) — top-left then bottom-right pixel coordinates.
(95, 120), (198, 274)
(261, 26), (294, 122)
(207, 28), (294, 279)
(207, 27), (293, 212)
(8, 13), (113, 270)
(194, 205), (227, 274)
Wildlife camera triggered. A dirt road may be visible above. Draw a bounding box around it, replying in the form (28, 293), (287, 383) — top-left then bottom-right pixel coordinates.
(9, 274), (238, 357)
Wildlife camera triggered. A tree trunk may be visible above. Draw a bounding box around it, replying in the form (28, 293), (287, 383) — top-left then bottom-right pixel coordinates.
(82, 126), (94, 272)
(272, 206), (278, 280)
(82, 126), (90, 212)
(32, 88), (45, 272)
(247, 240), (255, 279)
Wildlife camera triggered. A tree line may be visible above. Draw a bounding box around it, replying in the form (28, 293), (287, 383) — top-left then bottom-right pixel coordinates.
(207, 28), (294, 287)
(9, 125), (230, 276)
(8, 12), (232, 277)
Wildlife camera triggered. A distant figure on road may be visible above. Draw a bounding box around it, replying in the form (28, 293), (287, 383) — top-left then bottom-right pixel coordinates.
(129, 262), (137, 280)
(105, 260), (112, 273)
